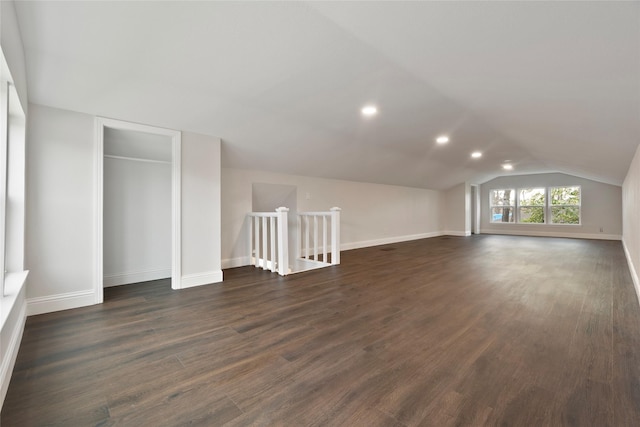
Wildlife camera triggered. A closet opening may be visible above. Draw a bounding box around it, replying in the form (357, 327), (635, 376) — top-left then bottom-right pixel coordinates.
(94, 118), (181, 304)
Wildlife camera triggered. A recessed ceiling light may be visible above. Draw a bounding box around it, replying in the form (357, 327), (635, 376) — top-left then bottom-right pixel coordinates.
(502, 164), (513, 170)
(471, 151), (482, 158)
(436, 135), (449, 144)
(361, 105), (378, 117)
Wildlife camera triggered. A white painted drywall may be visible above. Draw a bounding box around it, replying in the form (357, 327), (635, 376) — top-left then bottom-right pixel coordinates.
(0, 0), (27, 114)
(622, 144), (640, 302)
(221, 168), (443, 268)
(480, 172), (622, 239)
(181, 131), (222, 284)
(25, 104), (223, 310)
(441, 182), (468, 236)
(252, 183), (297, 213)
(25, 104), (95, 299)
(103, 156), (172, 286)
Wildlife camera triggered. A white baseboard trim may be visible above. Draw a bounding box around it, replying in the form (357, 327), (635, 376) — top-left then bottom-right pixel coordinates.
(622, 239), (640, 308)
(340, 231), (445, 251)
(480, 229), (621, 241)
(27, 290), (96, 316)
(222, 256), (250, 270)
(0, 298), (26, 412)
(103, 268), (172, 287)
(443, 231), (472, 237)
(181, 270), (223, 289)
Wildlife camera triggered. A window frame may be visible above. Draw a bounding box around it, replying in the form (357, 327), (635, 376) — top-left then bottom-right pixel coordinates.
(549, 185), (582, 225)
(489, 188), (516, 224)
(518, 187), (546, 224)
(0, 49), (27, 299)
(489, 185), (582, 226)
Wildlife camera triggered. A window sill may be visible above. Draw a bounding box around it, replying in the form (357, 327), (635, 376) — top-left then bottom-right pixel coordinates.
(4, 271), (28, 296)
(1, 270), (29, 332)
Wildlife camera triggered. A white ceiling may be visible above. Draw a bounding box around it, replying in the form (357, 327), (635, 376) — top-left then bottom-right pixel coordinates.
(14, 1), (640, 190)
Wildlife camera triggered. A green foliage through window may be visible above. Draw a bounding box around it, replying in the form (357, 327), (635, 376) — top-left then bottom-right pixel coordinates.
(490, 186), (581, 225)
(550, 186), (580, 224)
(519, 188), (545, 223)
(490, 189), (515, 223)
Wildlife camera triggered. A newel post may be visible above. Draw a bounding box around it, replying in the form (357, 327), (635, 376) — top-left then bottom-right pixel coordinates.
(276, 207), (289, 276)
(330, 207), (341, 265)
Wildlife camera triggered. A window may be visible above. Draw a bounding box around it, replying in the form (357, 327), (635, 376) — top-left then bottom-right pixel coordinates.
(490, 189), (515, 223)
(490, 185), (581, 225)
(0, 49), (26, 298)
(550, 186), (581, 224)
(519, 188), (545, 223)
(0, 74), (7, 297)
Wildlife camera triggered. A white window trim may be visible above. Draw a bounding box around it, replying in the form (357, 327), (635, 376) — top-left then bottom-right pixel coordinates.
(489, 188), (516, 224)
(549, 185), (582, 226)
(490, 186), (582, 226)
(0, 79), (7, 297)
(518, 188), (546, 224)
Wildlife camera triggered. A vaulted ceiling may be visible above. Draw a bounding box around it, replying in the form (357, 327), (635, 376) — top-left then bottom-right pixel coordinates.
(14, 1), (640, 190)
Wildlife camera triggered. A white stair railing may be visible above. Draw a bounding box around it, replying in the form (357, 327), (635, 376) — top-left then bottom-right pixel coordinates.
(297, 207), (341, 266)
(247, 207), (289, 276)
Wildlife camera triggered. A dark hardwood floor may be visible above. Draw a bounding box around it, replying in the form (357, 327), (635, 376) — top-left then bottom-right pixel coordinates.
(3, 235), (640, 426)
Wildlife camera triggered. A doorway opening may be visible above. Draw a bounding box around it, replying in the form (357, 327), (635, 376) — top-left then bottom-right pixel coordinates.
(471, 184), (480, 234)
(94, 118), (181, 304)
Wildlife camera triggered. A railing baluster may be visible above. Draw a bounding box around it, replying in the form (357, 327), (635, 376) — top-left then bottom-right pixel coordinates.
(262, 217), (268, 270)
(250, 207), (339, 275)
(313, 215), (318, 261)
(254, 216), (260, 267)
(322, 215), (327, 263)
(304, 216), (310, 260)
(276, 207), (289, 275)
(331, 207), (341, 265)
(270, 216), (276, 272)
(296, 215), (302, 258)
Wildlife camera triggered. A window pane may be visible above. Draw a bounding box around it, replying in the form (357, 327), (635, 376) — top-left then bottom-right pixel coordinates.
(519, 188), (545, 206)
(550, 186), (580, 205)
(551, 206), (580, 224)
(491, 207), (514, 223)
(520, 206), (544, 223)
(491, 189), (515, 206)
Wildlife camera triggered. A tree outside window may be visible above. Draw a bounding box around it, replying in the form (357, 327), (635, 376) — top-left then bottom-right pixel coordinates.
(550, 186), (581, 224)
(490, 189), (515, 223)
(519, 188), (545, 223)
(490, 186), (581, 225)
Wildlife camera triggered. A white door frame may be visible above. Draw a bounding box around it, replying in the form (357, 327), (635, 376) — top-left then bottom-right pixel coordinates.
(471, 184), (481, 234)
(94, 117), (181, 304)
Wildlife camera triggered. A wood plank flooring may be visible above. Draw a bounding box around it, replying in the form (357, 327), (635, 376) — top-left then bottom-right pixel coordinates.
(3, 235), (640, 426)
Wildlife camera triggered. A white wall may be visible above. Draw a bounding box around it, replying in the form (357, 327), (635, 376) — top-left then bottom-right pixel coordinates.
(181, 132), (222, 287)
(25, 104), (95, 309)
(441, 182), (469, 236)
(622, 144), (640, 303)
(103, 157), (172, 286)
(222, 168), (443, 268)
(1, 0), (27, 114)
(480, 172), (622, 240)
(25, 104), (223, 312)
